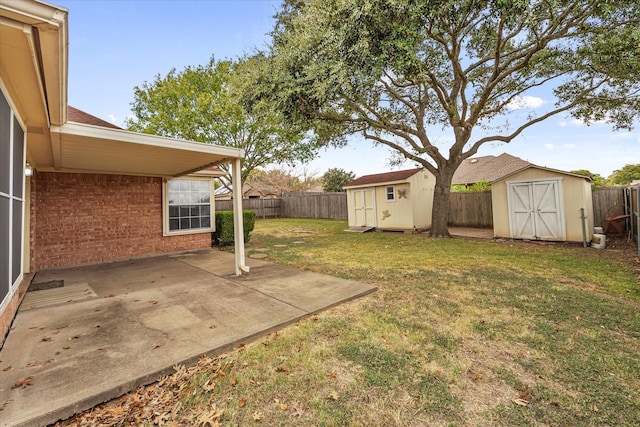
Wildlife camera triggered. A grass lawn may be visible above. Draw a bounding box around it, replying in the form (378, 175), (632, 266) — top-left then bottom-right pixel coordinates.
(59, 219), (640, 426)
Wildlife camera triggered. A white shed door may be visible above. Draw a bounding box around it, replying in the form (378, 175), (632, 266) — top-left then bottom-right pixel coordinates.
(508, 180), (565, 241)
(353, 188), (376, 227)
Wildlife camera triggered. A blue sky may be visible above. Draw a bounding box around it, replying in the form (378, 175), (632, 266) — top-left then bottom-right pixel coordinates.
(56, 0), (638, 179)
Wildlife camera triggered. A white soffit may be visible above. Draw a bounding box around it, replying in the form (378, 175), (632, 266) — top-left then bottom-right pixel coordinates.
(49, 122), (244, 177)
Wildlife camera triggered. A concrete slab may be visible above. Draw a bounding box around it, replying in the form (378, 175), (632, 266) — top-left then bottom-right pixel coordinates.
(0, 250), (376, 427)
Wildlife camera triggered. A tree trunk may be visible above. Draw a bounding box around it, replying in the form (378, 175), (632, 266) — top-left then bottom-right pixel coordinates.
(429, 168), (456, 237)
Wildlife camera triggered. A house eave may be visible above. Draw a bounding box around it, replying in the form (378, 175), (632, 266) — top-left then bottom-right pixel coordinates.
(44, 122), (244, 177)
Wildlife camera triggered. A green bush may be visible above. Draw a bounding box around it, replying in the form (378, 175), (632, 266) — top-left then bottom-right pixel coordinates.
(212, 210), (256, 246)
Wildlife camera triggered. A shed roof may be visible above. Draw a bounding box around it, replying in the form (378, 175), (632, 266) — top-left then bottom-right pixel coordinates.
(491, 164), (591, 183)
(344, 168), (423, 188)
(452, 153), (530, 185)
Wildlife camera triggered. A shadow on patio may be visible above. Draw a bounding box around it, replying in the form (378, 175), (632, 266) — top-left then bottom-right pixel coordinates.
(0, 250), (376, 427)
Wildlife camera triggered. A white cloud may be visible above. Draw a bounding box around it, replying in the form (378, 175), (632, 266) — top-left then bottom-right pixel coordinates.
(507, 95), (545, 110)
(544, 143), (555, 150)
(559, 117), (608, 127)
(563, 144), (577, 149)
(108, 114), (117, 123)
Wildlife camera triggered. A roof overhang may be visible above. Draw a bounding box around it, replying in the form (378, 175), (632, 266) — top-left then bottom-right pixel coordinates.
(491, 165), (592, 184)
(344, 178), (412, 190)
(2, 0), (243, 177)
(0, 0), (68, 128)
(46, 122), (243, 177)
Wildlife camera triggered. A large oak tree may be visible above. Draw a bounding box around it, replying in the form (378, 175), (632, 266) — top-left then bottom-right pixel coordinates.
(255, 0), (640, 236)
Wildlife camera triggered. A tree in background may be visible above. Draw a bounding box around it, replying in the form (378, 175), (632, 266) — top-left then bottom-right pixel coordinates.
(249, 166), (320, 196)
(126, 56), (319, 189)
(609, 164), (640, 185)
(451, 180), (491, 193)
(570, 169), (607, 189)
(321, 168), (356, 192)
(253, 0), (640, 237)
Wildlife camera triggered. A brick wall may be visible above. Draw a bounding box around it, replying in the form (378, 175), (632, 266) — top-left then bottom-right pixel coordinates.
(31, 172), (210, 270)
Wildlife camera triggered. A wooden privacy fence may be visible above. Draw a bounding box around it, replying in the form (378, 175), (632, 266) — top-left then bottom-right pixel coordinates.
(216, 198), (282, 218)
(448, 191), (493, 228)
(282, 192), (348, 219)
(217, 187), (626, 229)
(216, 192), (348, 219)
(592, 187), (625, 228)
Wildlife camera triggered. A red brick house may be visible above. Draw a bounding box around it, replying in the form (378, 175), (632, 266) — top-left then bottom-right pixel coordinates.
(0, 0), (248, 343)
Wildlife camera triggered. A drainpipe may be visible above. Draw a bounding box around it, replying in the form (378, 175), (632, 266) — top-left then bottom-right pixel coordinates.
(232, 158), (250, 275)
(580, 207), (587, 248)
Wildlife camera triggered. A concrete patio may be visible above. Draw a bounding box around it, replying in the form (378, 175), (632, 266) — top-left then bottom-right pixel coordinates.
(0, 250), (376, 427)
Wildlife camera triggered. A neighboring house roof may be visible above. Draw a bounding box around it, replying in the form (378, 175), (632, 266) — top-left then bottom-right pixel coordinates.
(215, 181), (280, 199)
(344, 168), (423, 188)
(67, 106), (122, 129)
(452, 153), (531, 185)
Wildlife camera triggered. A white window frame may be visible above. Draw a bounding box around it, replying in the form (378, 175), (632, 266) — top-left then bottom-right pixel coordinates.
(162, 177), (215, 236)
(385, 185), (396, 202)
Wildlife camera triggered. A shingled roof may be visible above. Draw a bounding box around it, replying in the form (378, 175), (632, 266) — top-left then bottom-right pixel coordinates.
(452, 153), (530, 185)
(344, 168), (423, 188)
(67, 106), (122, 130)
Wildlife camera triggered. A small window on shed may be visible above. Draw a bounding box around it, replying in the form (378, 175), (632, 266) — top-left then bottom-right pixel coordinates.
(386, 186), (395, 202)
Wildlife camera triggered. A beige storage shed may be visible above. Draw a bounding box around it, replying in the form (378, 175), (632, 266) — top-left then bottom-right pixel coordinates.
(344, 168), (435, 232)
(491, 166), (593, 243)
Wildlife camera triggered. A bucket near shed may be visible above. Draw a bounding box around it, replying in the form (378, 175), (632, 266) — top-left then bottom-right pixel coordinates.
(594, 227), (604, 234)
(591, 233), (606, 249)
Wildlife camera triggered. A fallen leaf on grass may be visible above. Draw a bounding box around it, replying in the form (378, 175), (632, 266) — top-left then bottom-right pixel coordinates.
(147, 300), (158, 305)
(238, 398), (246, 408)
(512, 398), (528, 406)
(12, 377), (33, 389)
(252, 411), (262, 421)
(275, 366), (288, 373)
(196, 405), (222, 426)
(2, 366), (11, 371)
(290, 401), (305, 418)
(327, 390), (339, 401)
(41, 337), (52, 342)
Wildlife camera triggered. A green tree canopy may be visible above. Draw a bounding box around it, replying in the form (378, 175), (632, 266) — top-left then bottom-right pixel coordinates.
(321, 168), (356, 192)
(252, 0), (640, 236)
(609, 164), (640, 185)
(126, 56), (319, 188)
(570, 169), (607, 189)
